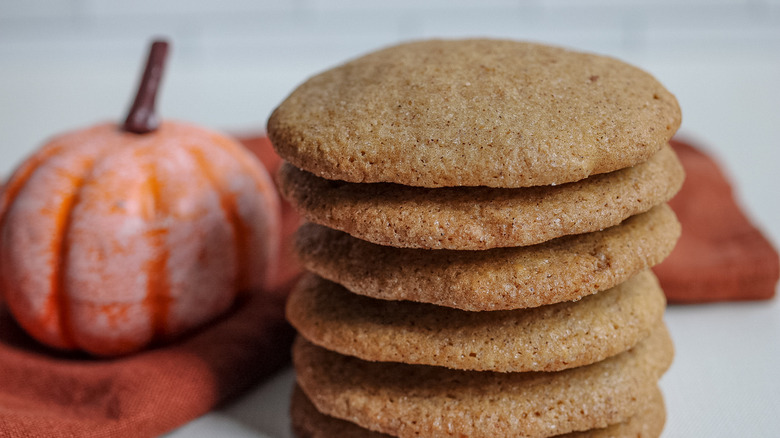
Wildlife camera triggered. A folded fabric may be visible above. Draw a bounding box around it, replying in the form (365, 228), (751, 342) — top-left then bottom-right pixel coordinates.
(654, 139), (778, 302)
(0, 285), (294, 437)
(0, 135), (775, 438)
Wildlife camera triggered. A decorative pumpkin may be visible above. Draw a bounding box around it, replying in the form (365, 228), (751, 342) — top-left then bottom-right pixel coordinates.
(0, 41), (281, 356)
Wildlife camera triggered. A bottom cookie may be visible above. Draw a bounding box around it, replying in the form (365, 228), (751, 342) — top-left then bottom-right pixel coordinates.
(290, 384), (666, 438)
(293, 324), (673, 438)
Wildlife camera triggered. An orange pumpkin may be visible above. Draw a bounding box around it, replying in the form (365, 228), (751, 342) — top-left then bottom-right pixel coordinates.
(0, 121), (281, 356)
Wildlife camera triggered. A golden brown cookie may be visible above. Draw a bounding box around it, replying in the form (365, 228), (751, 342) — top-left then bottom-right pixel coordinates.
(293, 324), (673, 438)
(290, 384), (666, 438)
(287, 270), (665, 372)
(268, 39), (681, 188)
(278, 146), (684, 250)
(295, 204), (679, 310)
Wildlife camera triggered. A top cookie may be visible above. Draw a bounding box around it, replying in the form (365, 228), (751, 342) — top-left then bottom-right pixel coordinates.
(268, 39), (681, 188)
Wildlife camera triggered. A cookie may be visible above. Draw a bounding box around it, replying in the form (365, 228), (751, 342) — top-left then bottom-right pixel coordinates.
(268, 39), (681, 188)
(293, 324), (673, 438)
(295, 204), (679, 310)
(278, 145), (684, 250)
(290, 384), (666, 438)
(288, 270), (665, 372)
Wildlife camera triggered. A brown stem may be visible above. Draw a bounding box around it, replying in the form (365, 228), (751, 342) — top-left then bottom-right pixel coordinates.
(122, 40), (170, 134)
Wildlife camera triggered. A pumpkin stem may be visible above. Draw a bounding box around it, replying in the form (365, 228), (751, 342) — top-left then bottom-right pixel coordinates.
(123, 39), (170, 134)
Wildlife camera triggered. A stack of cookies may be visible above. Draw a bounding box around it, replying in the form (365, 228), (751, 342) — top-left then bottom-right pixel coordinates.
(268, 39), (683, 438)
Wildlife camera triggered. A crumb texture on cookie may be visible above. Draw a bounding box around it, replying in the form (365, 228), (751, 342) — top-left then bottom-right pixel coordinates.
(279, 145), (684, 249)
(295, 204), (680, 310)
(292, 324), (673, 438)
(269, 39), (681, 188)
(287, 270), (665, 372)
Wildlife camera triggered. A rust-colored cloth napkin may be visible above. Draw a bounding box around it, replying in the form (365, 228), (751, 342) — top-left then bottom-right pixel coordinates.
(0, 136), (776, 438)
(0, 287), (294, 437)
(653, 139), (778, 302)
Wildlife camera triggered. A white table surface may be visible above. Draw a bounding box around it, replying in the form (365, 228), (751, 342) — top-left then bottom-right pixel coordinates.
(1, 3), (779, 437)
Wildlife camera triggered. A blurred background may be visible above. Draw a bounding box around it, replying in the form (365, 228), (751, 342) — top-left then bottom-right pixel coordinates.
(1, 1), (779, 437)
(1, 0), (779, 242)
(0, 0), (780, 242)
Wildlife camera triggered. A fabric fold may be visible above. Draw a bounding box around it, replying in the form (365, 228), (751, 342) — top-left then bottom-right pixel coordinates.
(654, 139), (779, 302)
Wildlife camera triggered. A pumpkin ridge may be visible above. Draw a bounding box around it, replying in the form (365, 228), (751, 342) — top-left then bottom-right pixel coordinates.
(140, 161), (172, 341)
(2, 136), (116, 351)
(186, 145), (245, 293)
(206, 134), (281, 284)
(52, 165), (93, 350)
(0, 145), (66, 225)
(0, 147), (64, 336)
